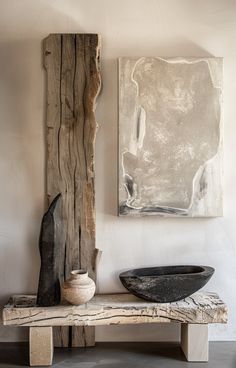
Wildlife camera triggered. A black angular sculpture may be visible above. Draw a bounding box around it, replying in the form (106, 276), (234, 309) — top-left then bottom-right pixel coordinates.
(37, 194), (65, 306)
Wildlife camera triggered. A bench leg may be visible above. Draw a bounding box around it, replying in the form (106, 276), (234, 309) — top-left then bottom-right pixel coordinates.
(181, 324), (208, 362)
(30, 327), (53, 366)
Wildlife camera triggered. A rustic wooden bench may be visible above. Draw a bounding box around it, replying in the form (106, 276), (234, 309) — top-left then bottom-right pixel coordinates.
(3, 292), (227, 366)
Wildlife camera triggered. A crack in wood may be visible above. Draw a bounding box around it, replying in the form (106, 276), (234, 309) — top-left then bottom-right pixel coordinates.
(4, 292), (227, 329)
(44, 33), (101, 347)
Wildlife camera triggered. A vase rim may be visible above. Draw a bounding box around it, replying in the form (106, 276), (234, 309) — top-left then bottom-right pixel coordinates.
(71, 269), (88, 276)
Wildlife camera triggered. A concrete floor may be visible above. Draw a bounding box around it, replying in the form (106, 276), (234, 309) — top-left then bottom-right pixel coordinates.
(0, 342), (235, 368)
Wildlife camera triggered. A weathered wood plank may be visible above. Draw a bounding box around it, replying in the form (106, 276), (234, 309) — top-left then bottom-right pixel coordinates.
(44, 33), (101, 346)
(3, 292), (227, 327)
(53, 326), (69, 347)
(71, 325), (95, 347)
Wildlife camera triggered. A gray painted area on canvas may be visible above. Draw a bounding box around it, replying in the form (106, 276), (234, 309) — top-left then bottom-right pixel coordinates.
(119, 57), (223, 217)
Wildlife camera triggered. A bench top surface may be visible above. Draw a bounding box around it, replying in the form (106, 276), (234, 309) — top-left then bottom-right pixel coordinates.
(3, 292), (227, 327)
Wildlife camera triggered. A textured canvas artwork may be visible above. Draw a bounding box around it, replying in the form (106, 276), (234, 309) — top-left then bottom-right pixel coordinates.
(118, 57), (223, 217)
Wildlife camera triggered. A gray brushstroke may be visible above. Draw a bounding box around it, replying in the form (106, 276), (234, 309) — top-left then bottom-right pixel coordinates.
(119, 57), (223, 216)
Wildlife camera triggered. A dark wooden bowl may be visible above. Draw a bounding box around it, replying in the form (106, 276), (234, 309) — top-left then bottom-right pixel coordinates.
(119, 265), (214, 303)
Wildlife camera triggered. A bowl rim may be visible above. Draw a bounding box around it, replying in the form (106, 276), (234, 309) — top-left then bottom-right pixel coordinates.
(119, 265), (215, 278)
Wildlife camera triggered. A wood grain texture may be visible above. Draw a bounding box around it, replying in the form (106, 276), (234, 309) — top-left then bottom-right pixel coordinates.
(53, 326), (69, 347)
(44, 33), (101, 346)
(3, 292), (227, 327)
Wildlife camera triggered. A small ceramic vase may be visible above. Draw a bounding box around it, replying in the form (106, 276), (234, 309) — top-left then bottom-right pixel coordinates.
(61, 269), (95, 305)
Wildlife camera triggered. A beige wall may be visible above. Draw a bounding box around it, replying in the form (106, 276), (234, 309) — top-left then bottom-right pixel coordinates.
(0, 0), (236, 341)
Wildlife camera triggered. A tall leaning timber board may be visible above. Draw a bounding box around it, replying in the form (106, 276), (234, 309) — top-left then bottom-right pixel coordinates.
(44, 34), (101, 347)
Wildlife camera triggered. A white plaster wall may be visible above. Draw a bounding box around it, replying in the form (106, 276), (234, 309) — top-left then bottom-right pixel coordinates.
(0, 0), (236, 342)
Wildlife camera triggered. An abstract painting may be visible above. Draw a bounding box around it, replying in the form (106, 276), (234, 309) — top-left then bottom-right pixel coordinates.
(118, 57), (223, 217)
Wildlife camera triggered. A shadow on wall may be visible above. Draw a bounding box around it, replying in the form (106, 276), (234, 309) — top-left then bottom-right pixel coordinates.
(95, 57), (118, 217)
(0, 39), (46, 311)
(0, 29), (217, 344)
(96, 323), (181, 343)
(0, 0), (89, 336)
(0, 13), (232, 338)
(0, 2), (89, 312)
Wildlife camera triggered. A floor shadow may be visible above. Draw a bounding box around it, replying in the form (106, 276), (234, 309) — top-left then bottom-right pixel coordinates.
(0, 342), (29, 367)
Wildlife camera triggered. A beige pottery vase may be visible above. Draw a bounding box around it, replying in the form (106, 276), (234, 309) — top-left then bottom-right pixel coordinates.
(61, 269), (95, 305)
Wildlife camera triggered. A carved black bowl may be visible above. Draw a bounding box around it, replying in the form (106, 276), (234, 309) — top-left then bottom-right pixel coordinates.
(119, 265), (214, 303)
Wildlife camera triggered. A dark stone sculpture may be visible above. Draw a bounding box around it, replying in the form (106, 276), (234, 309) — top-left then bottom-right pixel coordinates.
(119, 265), (214, 303)
(37, 194), (65, 306)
